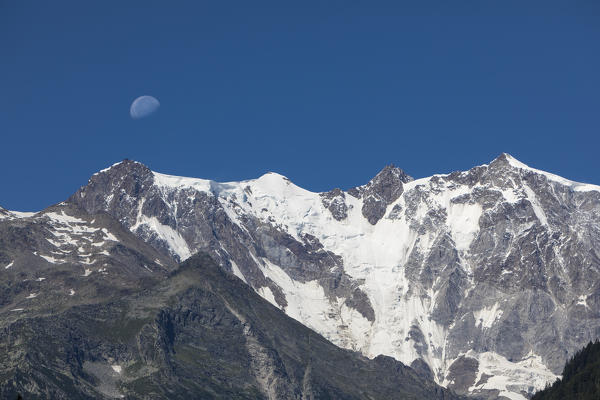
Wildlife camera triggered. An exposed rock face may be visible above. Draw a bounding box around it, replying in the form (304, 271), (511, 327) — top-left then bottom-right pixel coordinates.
(446, 356), (479, 395)
(0, 202), (174, 314)
(0, 253), (461, 400)
(348, 164), (413, 224)
(68, 154), (600, 399)
(320, 188), (348, 221)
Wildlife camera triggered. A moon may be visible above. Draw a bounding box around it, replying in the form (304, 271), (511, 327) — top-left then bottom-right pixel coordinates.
(130, 95), (160, 119)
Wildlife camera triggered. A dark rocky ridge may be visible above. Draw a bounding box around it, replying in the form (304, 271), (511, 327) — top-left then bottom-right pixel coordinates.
(0, 252), (462, 399)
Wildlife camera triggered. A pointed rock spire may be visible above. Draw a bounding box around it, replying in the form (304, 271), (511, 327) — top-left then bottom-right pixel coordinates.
(348, 164), (413, 225)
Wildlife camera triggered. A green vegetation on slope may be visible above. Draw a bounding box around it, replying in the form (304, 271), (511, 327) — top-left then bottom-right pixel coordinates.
(532, 340), (600, 400)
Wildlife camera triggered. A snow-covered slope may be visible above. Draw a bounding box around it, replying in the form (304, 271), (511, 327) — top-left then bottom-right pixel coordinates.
(0, 202), (175, 317)
(70, 154), (600, 399)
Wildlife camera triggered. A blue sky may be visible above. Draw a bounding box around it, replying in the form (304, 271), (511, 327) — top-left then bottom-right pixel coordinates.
(1, 1), (599, 211)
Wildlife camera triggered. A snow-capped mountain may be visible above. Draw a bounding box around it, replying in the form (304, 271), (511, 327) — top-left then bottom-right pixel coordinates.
(69, 154), (600, 399)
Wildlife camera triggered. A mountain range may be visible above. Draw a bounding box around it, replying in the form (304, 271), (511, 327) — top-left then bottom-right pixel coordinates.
(2, 153), (599, 399)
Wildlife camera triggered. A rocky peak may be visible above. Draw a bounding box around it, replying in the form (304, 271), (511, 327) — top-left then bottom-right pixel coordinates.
(487, 152), (525, 172)
(483, 153), (600, 195)
(97, 159), (152, 182)
(68, 160), (159, 240)
(489, 152), (512, 166)
(71, 159), (152, 200)
(445, 154), (537, 189)
(348, 164), (413, 225)
(368, 164), (413, 202)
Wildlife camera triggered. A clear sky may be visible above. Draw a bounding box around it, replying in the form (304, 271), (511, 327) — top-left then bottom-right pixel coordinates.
(1, 1), (599, 211)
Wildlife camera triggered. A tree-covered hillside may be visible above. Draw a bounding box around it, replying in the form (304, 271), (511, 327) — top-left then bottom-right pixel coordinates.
(532, 340), (600, 400)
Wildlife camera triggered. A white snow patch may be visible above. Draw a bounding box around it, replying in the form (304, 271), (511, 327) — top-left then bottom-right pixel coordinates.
(501, 188), (521, 203)
(467, 350), (558, 399)
(447, 202), (482, 252)
(111, 365), (122, 374)
(101, 228), (118, 242)
(474, 303), (503, 329)
(10, 308), (25, 312)
(95, 160), (127, 175)
(339, 300), (373, 349)
(9, 211), (36, 218)
(153, 171), (213, 192)
(26, 293), (38, 299)
(4, 261), (14, 269)
(82, 268), (93, 277)
(44, 211), (86, 224)
(69, 289), (75, 296)
(79, 257), (96, 265)
(522, 184), (548, 226)
(39, 254), (65, 264)
(577, 294), (589, 308)
(46, 237), (65, 248)
(230, 260), (247, 283)
(257, 286), (278, 307)
(132, 215), (191, 260)
(257, 257), (373, 354)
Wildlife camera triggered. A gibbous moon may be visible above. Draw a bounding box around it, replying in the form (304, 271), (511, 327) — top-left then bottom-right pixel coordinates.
(130, 95), (160, 119)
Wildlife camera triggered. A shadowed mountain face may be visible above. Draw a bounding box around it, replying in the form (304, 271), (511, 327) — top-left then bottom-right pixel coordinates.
(0, 250), (461, 400)
(68, 154), (600, 399)
(0, 203), (175, 315)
